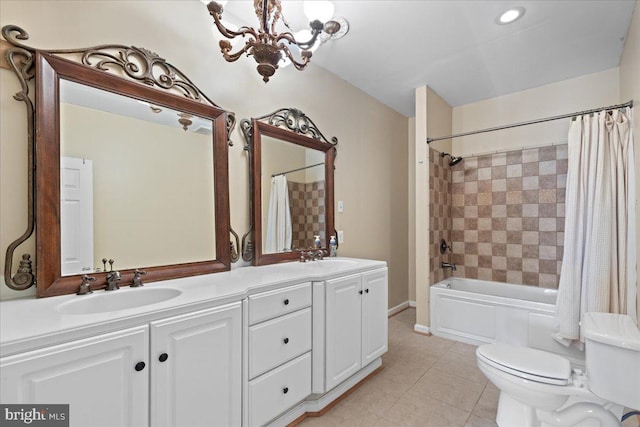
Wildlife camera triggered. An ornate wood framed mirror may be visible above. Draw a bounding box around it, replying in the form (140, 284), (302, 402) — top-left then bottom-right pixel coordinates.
(2, 26), (233, 297)
(241, 108), (338, 266)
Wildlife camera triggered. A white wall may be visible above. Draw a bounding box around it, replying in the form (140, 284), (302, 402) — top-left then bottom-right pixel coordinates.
(0, 0), (409, 304)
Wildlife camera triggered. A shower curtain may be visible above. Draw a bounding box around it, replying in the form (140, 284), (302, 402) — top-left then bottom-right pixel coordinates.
(553, 108), (636, 346)
(265, 175), (292, 253)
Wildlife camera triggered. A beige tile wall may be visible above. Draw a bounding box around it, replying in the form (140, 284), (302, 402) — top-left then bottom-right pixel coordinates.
(429, 149), (453, 285)
(450, 144), (568, 288)
(288, 180), (326, 249)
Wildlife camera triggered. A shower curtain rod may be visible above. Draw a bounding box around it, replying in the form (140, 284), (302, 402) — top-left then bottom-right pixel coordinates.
(426, 100), (634, 144)
(272, 162), (324, 177)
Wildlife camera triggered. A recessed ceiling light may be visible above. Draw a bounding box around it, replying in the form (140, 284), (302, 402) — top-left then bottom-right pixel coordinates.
(497, 7), (525, 25)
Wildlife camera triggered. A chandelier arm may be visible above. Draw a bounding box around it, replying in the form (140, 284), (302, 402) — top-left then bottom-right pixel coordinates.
(280, 44), (311, 71)
(276, 21), (323, 50)
(220, 41), (254, 63)
(209, 12), (259, 40)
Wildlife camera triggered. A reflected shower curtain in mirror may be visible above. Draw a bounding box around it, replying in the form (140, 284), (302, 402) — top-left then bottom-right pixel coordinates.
(553, 108), (636, 346)
(266, 175), (292, 252)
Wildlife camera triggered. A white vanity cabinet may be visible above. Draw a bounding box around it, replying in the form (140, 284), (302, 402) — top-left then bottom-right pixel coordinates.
(150, 302), (242, 427)
(0, 326), (149, 427)
(244, 282), (313, 427)
(0, 302), (242, 427)
(313, 268), (388, 393)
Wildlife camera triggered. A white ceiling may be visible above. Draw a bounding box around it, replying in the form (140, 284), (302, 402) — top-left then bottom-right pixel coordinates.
(219, 0), (636, 117)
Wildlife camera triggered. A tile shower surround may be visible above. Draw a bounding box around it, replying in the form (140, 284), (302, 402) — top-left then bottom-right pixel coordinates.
(288, 180), (326, 249)
(431, 144), (568, 289)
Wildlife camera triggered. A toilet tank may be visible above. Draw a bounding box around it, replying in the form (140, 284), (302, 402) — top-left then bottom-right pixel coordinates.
(582, 312), (640, 410)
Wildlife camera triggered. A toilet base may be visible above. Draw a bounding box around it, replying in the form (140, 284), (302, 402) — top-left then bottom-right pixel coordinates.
(496, 392), (623, 427)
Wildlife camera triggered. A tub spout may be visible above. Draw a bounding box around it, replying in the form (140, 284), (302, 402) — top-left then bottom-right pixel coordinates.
(441, 262), (457, 271)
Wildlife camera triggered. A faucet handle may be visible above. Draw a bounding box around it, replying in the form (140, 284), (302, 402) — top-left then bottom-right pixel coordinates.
(77, 275), (96, 295)
(131, 269), (147, 287)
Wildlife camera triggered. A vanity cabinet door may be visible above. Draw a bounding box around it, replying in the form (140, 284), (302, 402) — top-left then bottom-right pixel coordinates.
(0, 326), (149, 427)
(150, 302), (242, 427)
(361, 269), (388, 365)
(324, 273), (362, 391)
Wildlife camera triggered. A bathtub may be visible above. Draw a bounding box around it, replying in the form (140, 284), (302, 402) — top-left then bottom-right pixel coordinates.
(430, 277), (585, 364)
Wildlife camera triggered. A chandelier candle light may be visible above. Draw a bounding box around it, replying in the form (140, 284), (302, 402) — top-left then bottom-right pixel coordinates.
(206, 0), (346, 82)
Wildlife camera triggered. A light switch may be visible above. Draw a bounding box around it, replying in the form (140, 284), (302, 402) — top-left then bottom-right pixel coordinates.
(337, 230), (344, 244)
(338, 200), (344, 213)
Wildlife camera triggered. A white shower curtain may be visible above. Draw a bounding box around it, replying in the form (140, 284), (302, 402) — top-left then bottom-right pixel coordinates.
(553, 108), (636, 346)
(265, 175), (292, 253)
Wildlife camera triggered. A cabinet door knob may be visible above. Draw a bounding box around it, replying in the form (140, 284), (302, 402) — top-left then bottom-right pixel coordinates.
(283, 337), (289, 344)
(159, 353), (169, 362)
(359, 290), (363, 295)
(134, 361), (146, 372)
(283, 387), (289, 394)
(283, 298), (290, 305)
(365, 288), (369, 293)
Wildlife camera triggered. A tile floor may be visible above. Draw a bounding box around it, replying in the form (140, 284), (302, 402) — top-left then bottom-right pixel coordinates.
(299, 308), (499, 427)
(298, 307), (640, 427)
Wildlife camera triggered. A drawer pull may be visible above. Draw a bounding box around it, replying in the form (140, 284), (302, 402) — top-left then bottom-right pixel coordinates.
(283, 387), (289, 394)
(134, 361), (146, 372)
(283, 337), (289, 344)
(283, 298), (290, 305)
(359, 290), (363, 295)
(159, 353), (169, 362)
(365, 288), (369, 293)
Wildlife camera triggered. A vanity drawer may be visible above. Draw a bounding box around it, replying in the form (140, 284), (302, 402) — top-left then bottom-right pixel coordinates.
(249, 307), (312, 379)
(248, 352), (311, 427)
(248, 282), (311, 325)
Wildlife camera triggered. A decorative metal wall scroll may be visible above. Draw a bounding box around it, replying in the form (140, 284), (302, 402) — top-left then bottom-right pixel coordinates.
(1, 25), (236, 290)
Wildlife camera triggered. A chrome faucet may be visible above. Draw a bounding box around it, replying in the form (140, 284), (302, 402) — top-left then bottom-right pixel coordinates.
(105, 270), (121, 291)
(131, 269), (147, 287)
(300, 249), (325, 262)
(441, 261), (457, 271)
(77, 275), (96, 295)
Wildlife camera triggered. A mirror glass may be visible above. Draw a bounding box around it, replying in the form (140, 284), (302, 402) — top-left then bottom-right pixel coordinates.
(59, 80), (216, 275)
(261, 135), (326, 253)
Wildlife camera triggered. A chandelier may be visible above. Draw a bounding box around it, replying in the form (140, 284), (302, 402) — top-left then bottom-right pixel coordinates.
(206, 0), (347, 82)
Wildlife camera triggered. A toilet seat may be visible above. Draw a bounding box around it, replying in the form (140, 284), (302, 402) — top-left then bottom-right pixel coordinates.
(477, 343), (572, 386)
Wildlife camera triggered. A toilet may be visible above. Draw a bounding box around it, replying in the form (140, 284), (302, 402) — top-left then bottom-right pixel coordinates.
(476, 312), (640, 427)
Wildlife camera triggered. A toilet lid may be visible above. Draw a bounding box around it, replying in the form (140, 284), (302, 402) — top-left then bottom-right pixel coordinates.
(477, 343), (572, 386)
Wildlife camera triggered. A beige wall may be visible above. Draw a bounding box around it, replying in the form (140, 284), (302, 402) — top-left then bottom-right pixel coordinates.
(619, 0), (640, 322)
(452, 68), (620, 156)
(412, 86), (452, 329)
(0, 0), (409, 304)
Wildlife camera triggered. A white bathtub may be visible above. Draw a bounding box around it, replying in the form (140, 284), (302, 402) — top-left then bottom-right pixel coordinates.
(430, 277), (585, 364)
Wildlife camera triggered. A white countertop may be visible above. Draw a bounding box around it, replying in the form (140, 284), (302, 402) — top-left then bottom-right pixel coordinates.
(0, 257), (386, 357)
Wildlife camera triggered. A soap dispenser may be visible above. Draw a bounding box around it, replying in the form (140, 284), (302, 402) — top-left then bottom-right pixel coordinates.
(314, 235), (321, 248)
(329, 236), (337, 257)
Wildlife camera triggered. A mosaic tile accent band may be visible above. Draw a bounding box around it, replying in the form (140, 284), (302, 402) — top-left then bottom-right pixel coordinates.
(429, 149), (453, 285)
(288, 180), (326, 250)
(450, 144), (568, 288)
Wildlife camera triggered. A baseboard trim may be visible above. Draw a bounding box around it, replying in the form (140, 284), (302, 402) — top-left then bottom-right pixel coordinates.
(388, 301), (409, 317)
(413, 323), (431, 335)
(409, 300), (417, 308)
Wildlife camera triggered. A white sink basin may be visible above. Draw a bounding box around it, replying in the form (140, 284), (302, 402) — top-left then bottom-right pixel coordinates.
(57, 287), (182, 315)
